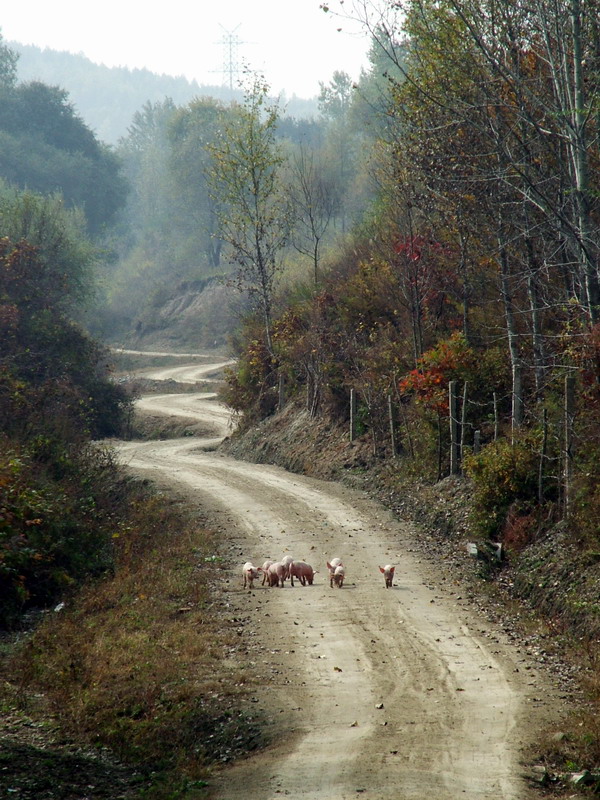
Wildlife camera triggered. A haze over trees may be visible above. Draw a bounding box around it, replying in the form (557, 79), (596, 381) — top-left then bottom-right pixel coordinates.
(0, 41), (127, 236)
(11, 41), (320, 144)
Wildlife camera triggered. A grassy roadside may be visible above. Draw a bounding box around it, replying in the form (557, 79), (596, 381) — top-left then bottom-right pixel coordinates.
(0, 473), (266, 799)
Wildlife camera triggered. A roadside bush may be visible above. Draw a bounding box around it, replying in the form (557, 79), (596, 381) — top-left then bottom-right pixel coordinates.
(8, 481), (265, 795)
(220, 321), (279, 424)
(463, 435), (539, 539)
(0, 437), (122, 628)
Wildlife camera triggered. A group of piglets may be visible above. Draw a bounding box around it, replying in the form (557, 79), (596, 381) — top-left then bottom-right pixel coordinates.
(242, 555), (317, 589)
(242, 556), (396, 590)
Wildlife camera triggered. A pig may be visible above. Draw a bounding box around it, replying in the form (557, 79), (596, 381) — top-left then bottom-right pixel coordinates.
(261, 559), (274, 585)
(289, 560), (317, 586)
(267, 561), (287, 588)
(379, 564), (395, 588)
(330, 564), (345, 588)
(242, 562), (262, 590)
(281, 554), (294, 580)
(327, 558), (343, 580)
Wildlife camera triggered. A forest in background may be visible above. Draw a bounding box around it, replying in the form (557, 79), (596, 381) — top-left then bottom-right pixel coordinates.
(11, 41), (319, 144)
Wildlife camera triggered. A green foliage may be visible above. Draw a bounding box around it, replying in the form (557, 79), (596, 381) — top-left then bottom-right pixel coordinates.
(220, 322), (279, 423)
(0, 79), (127, 235)
(0, 438), (122, 627)
(0, 184), (96, 307)
(0, 194), (133, 626)
(463, 437), (540, 539)
(0, 32), (18, 89)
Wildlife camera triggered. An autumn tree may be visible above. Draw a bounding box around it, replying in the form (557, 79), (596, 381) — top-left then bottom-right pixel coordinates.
(207, 73), (291, 352)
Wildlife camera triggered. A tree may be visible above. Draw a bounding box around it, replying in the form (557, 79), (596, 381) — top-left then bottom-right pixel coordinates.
(0, 180), (96, 310)
(0, 80), (127, 235)
(207, 73), (291, 352)
(0, 30), (18, 89)
(287, 143), (338, 286)
(168, 97), (227, 271)
(318, 70), (354, 121)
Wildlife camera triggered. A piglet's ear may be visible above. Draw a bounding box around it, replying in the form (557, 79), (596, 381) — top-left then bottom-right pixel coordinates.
(379, 566), (385, 573)
(390, 567), (395, 574)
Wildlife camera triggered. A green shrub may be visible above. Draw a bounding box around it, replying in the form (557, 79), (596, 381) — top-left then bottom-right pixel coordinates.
(0, 437), (122, 628)
(464, 435), (539, 539)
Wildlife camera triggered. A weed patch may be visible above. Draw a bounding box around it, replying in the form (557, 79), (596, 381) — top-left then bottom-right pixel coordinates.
(1, 479), (267, 797)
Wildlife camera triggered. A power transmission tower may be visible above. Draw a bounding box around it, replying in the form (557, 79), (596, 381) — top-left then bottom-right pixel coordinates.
(217, 25), (244, 91)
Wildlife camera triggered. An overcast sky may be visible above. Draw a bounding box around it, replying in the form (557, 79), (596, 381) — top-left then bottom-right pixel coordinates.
(1, 1), (372, 98)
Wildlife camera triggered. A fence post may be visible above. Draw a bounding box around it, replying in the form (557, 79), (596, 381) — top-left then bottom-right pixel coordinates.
(564, 375), (575, 518)
(387, 394), (397, 458)
(278, 372), (285, 411)
(460, 381), (468, 468)
(449, 380), (459, 474)
(473, 429), (481, 454)
(349, 388), (356, 443)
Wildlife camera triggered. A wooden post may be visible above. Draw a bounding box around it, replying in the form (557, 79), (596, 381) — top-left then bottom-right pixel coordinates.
(449, 380), (459, 474)
(278, 372), (285, 411)
(564, 376), (575, 518)
(473, 429), (481, 454)
(387, 394), (397, 458)
(538, 408), (547, 504)
(460, 381), (468, 468)
(493, 392), (499, 440)
(349, 388), (356, 443)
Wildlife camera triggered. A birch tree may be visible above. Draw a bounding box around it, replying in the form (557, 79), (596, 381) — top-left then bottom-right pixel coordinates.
(208, 73), (290, 353)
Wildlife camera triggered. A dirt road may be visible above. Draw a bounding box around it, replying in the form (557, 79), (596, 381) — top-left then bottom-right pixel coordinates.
(115, 356), (558, 800)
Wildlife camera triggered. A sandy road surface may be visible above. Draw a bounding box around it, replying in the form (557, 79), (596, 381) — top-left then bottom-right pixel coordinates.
(135, 392), (233, 441)
(113, 348), (215, 358)
(115, 356), (557, 800)
(136, 360), (236, 384)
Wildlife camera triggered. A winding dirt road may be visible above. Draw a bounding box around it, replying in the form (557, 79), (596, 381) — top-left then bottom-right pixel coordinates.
(115, 354), (559, 800)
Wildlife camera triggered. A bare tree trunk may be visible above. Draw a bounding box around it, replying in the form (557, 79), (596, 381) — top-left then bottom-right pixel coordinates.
(449, 380), (459, 475)
(570, 0), (600, 322)
(564, 374), (576, 518)
(527, 267), (545, 400)
(499, 232), (523, 434)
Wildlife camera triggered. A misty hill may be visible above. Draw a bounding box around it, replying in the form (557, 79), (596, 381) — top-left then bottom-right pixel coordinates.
(10, 41), (320, 144)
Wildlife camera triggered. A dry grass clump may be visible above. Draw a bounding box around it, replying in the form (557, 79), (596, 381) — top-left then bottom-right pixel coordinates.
(4, 483), (265, 797)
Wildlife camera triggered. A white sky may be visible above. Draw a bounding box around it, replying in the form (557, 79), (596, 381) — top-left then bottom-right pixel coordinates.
(1, 1), (372, 98)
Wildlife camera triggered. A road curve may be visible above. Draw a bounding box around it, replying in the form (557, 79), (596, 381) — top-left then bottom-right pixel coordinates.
(113, 363), (547, 800)
(136, 359), (236, 384)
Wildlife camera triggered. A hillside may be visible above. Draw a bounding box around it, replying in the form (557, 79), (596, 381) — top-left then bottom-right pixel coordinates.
(10, 42), (320, 143)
